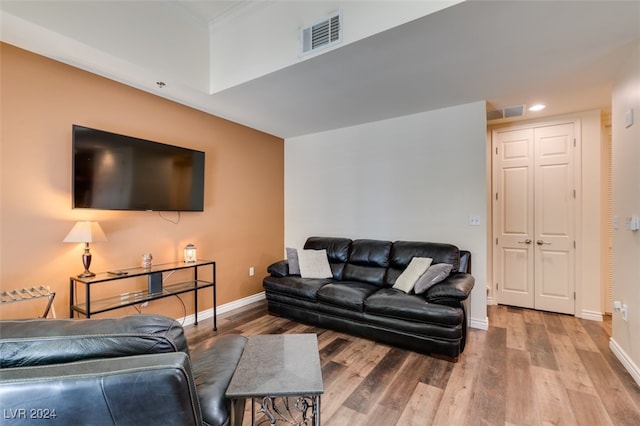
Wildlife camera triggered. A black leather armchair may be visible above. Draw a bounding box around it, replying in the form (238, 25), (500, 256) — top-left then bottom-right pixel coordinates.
(0, 315), (246, 426)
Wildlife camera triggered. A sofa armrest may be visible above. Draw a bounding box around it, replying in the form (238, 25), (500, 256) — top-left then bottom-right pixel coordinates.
(424, 272), (475, 304)
(267, 260), (289, 277)
(0, 315), (188, 368)
(190, 335), (248, 426)
(459, 250), (471, 274)
(0, 352), (201, 425)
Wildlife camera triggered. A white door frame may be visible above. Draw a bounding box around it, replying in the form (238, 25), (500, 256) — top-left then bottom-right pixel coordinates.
(489, 116), (584, 316)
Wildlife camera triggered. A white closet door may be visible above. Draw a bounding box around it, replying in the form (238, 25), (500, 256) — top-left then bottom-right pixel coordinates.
(493, 121), (576, 315)
(533, 123), (575, 314)
(494, 128), (535, 308)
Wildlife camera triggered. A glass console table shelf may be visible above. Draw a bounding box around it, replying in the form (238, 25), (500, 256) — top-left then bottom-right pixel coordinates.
(69, 260), (216, 330)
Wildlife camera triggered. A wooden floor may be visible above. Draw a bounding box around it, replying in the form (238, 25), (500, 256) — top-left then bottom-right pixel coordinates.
(186, 301), (640, 426)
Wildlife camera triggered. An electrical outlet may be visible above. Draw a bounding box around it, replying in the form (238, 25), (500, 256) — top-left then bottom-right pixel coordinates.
(249, 266), (255, 276)
(614, 301), (629, 322)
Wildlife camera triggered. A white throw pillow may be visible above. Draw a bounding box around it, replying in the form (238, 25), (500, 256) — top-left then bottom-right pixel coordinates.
(392, 257), (433, 293)
(298, 249), (333, 279)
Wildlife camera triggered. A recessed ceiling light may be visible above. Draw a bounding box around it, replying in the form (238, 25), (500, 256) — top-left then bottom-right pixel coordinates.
(528, 104), (546, 112)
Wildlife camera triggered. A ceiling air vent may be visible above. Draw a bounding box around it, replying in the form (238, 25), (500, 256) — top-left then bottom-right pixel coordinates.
(301, 11), (342, 55)
(487, 105), (526, 121)
(486, 109), (504, 121)
(504, 105), (525, 118)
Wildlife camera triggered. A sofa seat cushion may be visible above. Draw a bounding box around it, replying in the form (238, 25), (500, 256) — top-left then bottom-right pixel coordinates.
(364, 288), (463, 326)
(263, 276), (330, 301)
(317, 282), (379, 312)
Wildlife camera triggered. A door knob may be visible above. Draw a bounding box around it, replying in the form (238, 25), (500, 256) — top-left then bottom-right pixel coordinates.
(518, 239), (532, 244)
(536, 240), (551, 245)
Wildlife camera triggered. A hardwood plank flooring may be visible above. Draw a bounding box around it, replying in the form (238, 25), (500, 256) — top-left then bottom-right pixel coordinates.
(185, 302), (640, 425)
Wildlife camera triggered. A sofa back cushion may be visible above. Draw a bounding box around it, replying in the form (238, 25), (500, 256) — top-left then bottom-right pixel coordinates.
(0, 315), (188, 368)
(342, 239), (392, 287)
(385, 241), (460, 287)
(304, 237), (352, 279)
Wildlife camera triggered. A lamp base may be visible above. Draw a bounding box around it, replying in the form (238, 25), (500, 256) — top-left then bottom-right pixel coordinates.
(78, 248), (95, 278)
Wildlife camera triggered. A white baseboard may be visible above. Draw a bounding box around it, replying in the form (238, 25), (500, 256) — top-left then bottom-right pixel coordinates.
(609, 337), (640, 387)
(178, 291), (266, 327)
(581, 309), (603, 322)
(470, 316), (489, 330)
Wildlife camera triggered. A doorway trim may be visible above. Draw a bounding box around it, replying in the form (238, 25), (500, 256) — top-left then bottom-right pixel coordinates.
(487, 111), (604, 321)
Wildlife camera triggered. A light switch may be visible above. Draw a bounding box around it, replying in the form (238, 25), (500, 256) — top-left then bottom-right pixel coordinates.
(468, 215), (481, 226)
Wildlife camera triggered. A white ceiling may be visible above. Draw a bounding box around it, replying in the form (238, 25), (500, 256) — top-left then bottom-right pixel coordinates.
(177, 0), (251, 23)
(2, 0), (639, 138)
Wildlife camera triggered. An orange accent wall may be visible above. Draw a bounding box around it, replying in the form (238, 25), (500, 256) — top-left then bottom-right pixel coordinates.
(0, 43), (284, 319)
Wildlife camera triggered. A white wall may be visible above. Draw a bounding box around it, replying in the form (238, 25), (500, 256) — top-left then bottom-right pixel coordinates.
(285, 101), (488, 328)
(611, 42), (640, 384)
(209, 1), (462, 93)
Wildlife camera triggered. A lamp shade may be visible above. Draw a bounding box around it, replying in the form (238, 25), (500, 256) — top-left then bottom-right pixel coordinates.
(63, 221), (107, 243)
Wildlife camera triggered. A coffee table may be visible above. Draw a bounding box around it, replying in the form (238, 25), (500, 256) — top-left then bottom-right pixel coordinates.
(226, 334), (323, 426)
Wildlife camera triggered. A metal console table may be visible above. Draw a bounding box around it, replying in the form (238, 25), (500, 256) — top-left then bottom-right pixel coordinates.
(69, 259), (217, 330)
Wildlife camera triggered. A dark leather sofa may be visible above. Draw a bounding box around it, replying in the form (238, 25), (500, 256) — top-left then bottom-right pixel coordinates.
(264, 237), (474, 361)
(0, 315), (246, 426)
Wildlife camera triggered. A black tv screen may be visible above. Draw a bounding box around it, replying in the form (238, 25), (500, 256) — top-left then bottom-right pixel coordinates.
(72, 125), (205, 211)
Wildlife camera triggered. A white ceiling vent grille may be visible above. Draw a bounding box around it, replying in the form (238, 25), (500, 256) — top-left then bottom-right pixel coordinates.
(301, 11), (342, 55)
(504, 105), (525, 118)
(487, 105), (526, 121)
(486, 109), (504, 121)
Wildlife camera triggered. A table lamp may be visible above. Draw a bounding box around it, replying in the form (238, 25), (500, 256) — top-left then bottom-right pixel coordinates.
(63, 221), (107, 277)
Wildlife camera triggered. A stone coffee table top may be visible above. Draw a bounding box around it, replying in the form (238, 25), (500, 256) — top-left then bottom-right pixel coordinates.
(226, 333), (323, 398)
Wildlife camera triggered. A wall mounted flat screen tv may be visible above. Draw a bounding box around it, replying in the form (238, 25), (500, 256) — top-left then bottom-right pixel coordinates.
(72, 125), (205, 211)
